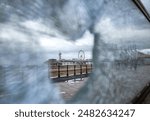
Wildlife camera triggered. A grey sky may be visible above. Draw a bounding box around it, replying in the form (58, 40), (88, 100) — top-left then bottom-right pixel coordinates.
(22, 20), (94, 60)
(39, 31), (94, 60)
(0, 0), (150, 65)
(35, 0), (150, 61)
(141, 0), (150, 13)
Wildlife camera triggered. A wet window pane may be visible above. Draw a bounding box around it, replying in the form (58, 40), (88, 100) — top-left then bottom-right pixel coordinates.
(0, 0), (150, 104)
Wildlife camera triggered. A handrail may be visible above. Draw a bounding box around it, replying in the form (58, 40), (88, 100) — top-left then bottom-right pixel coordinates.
(49, 64), (93, 79)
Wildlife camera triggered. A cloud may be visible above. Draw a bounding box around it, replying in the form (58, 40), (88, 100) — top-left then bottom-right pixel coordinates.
(95, 17), (150, 48)
(0, 19), (93, 65)
(75, 31), (94, 46)
(1, 0), (150, 66)
(38, 30), (94, 60)
(0, 24), (30, 43)
(20, 20), (94, 55)
(39, 36), (73, 52)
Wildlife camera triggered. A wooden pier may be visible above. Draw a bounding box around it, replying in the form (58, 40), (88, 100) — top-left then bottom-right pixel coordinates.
(49, 64), (92, 82)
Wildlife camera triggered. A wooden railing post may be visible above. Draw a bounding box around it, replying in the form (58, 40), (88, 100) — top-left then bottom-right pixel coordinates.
(86, 64), (88, 74)
(74, 65), (76, 76)
(58, 65), (60, 78)
(80, 64), (82, 75)
(67, 65), (69, 77)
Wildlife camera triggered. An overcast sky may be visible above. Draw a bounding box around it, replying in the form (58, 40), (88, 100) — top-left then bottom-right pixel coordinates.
(0, 0), (150, 65)
(39, 30), (94, 60)
(0, 21), (94, 64)
(40, 0), (150, 61)
(141, 0), (150, 13)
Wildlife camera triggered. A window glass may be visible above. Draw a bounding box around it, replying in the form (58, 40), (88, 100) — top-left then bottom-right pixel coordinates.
(0, 0), (150, 103)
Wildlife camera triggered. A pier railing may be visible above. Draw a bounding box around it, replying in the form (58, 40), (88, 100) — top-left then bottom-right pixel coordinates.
(49, 64), (92, 82)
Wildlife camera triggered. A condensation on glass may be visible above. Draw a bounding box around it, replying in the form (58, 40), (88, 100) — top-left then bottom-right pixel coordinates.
(0, 0), (150, 103)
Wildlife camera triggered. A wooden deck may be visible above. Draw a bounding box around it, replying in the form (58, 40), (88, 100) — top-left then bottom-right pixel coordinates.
(54, 78), (87, 101)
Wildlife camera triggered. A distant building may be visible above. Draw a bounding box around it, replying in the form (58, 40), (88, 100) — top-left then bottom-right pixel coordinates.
(137, 52), (150, 65)
(45, 59), (92, 66)
(45, 59), (58, 66)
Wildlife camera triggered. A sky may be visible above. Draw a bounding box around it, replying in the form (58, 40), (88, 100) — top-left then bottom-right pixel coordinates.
(34, 0), (150, 61)
(0, 21), (94, 64)
(141, 0), (150, 13)
(38, 30), (94, 60)
(0, 0), (150, 65)
(19, 18), (94, 61)
(40, 0), (150, 61)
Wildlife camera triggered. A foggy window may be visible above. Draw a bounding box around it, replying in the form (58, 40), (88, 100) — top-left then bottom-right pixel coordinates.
(0, 0), (150, 104)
